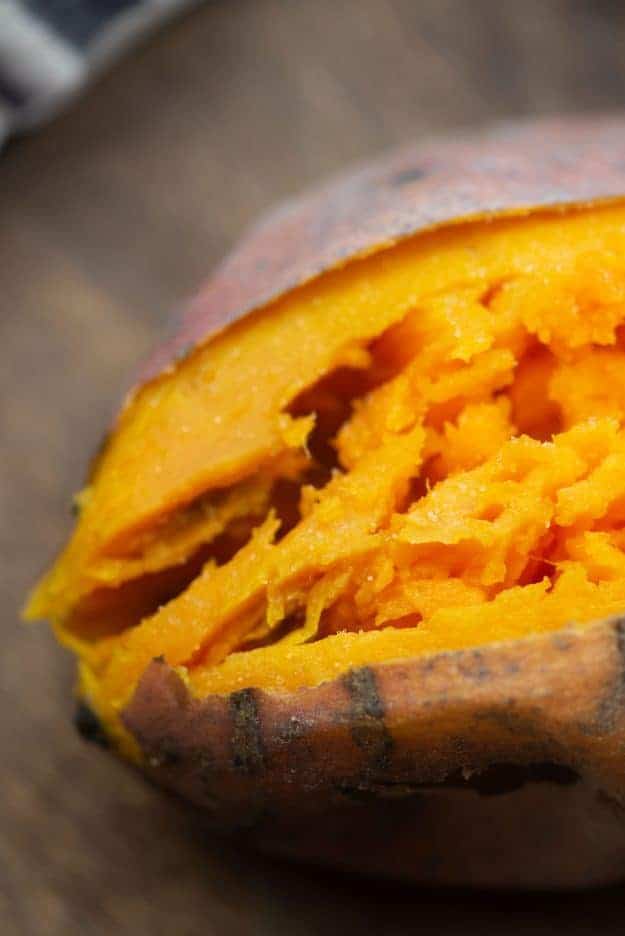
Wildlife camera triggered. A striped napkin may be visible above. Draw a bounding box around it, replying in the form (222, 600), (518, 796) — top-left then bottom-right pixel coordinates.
(0, 0), (196, 146)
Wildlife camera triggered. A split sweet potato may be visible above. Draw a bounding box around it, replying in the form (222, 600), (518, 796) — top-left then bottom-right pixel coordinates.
(27, 116), (625, 887)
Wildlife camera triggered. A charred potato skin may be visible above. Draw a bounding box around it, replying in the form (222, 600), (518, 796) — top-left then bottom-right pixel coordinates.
(111, 116), (625, 886)
(123, 618), (625, 888)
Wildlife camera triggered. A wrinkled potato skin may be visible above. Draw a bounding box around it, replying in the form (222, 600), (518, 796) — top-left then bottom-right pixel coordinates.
(116, 116), (625, 887)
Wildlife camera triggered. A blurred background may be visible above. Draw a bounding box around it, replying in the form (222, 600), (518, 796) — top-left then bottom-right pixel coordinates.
(4, 1), (625, 933)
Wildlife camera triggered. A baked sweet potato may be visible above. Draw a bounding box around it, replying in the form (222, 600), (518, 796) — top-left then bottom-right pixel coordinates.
(27, 115), (625, 888)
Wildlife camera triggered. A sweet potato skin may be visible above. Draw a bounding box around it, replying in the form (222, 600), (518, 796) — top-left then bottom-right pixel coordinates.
(123, 617), (625, 888)
(133, 115), (625, 390)
(113, 116), (625, 886)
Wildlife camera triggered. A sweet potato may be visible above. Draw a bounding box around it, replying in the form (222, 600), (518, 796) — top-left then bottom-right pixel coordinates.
(27, 116), (625, 887)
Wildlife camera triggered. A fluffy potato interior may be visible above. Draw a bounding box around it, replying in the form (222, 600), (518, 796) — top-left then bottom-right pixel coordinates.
(26, 202), (625, 752)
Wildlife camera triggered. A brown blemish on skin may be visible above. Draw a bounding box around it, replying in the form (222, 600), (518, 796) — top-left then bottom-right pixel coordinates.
(229, 688), (266, 774)
(339, 761), (579, 801)
(614, 616), (625, 688)
(595, 615), (625, 732)
(343, 666), (394, 773)
(456, 648), (492, 683)
(275, 714), (307, 745)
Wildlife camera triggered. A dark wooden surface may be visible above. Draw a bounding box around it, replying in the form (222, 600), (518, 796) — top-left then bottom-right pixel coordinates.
(5, 1), (625, 933)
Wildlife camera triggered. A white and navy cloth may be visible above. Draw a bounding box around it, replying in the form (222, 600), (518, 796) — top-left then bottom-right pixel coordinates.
(0, 0), (195, 146)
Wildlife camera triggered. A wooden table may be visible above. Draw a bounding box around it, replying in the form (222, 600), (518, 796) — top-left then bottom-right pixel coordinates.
(4, 1), (625, 932)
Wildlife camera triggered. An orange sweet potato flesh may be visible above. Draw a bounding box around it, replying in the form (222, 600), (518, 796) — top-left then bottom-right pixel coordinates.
(26, 199), (625, 755)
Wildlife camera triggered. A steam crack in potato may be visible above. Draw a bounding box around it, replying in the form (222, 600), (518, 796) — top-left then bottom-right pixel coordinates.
(26, 201), (625, 753)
